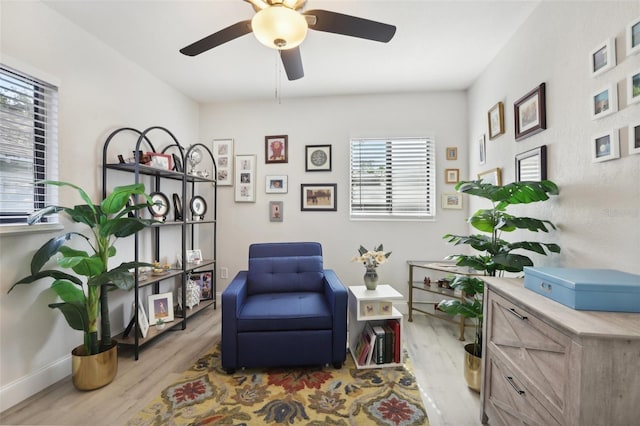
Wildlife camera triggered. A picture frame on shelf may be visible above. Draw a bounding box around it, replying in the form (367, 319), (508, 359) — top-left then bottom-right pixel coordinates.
(488, 101), (505, 139)
(592, 84), (618, 119)
(172, 153), (183, 173)
(445, 168), (460, 184)
(235, 154), (256, 202)
(590, 37), (616, 76)
(626, 16), (640, 56)
(191, 271), (213, 300)
(629, 121), (640, 155)
(212, 139), (233, 186)
(478, 167), (502, 186)
(147, 192), (170, 221)
(514, 83), (546, 141)
(189, 195), (207, 221)
(269, 201), (283, 222)
(265, 175), (288, 193)
(515, 145), (547, 182)
(132, 301), (149, 338)
(172, 193), (182, 221)
(147, 152), (173, 170)
(265, 135), (288, 164)
(446, 147), (458, 160)
(627, 69), (640, 105)
(300, 183), (337, 211)
(441, 193), (463, 210)
(186, 249), (202, 264)
(305, 144), (332, 171)
(148, 292), (174, 324)
(592, 129), (620, 163)
(479, 134), (486, 165)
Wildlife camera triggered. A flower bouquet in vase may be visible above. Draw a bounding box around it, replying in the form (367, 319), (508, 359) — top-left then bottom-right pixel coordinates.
(352, 244), (392, 290)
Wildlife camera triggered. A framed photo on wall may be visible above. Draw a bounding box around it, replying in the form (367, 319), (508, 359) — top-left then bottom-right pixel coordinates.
(235, 154), (256, 202)
(148, 292), (174, 325)
(590, 37), (616, 76)
(300, 183), (337, 211)
(514, 83), (546, 141)
(445, 168), (459, 184)
(478, 167), (502, 186)
(487, 101), (505, 139)
(627, 17), (640, 57)
(627, 69), (640, 106)
(265, 135), (288, 164)
(446, 147), (458, 160)
(592, 130), (620, 163)
(515, 145), (547, 182)
(269, 201), (283, 222)
(265, 175), (288, 193)
(629, 121), (640, 155)
(305, 145), (332, 171)
(441, 193), (463, 210)
(591, 84), (618, 119)
(212, 139), (233, 186)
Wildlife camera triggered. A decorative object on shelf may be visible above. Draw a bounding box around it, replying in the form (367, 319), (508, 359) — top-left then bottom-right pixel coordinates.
(592, 129), (620, 163)
(352, 244), (392, 291)
(185, 276), (201, 309)
(300, 183), (337, 211)
(591, 83), (618, 119)
(172, 153), (183, 172)
(487, 101), (505, 139)
(305, 144), (332, 171)
(477, 167), (502, 186)
(212, 139), (233, 186)
(9, 181), (155, 390)
(191, 271), (214, 300)
(135, 150), (151, 165)
(156, 319), (166, 330)
(515, 145), (547, 182)
(148, 192), (170, 222)
(446, 146), (458, 160)
(186, 249), (202, 264)
(235, 154), (256, 202)
(187, 146), (203, 175)
(148, 292), (175, 324)
(172, 193), (182, 221)
(630, 120), (640, 155)
(441, 192), (463, 210)
(189, 195), (207, 220)
(445, 168), (460, 184)
(514, 82), (546, 140)
(478, 134), (486, 165)
(627, 68), (640, 105)
(269, 201), (283, 222)
(627, 16), (640, 56)
(265, 175), (288, 193)
(438, 179), (560, 390)
(265, 135), (288, 164)
(147, 152), (173, 170)
(590, 37), (616, 76)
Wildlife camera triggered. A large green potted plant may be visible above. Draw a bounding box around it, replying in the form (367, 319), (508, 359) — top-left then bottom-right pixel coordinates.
(8, 181), (155, 390)
(437, 179), (561, 391)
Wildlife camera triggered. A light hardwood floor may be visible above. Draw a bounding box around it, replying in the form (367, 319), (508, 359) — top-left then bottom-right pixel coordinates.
(0, 304), (481, 426)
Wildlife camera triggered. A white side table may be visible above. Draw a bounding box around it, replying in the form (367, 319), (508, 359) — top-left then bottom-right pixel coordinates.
(348, 285), (404, 369)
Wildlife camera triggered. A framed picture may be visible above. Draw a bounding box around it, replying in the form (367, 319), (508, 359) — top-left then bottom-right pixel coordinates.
(627, 16), (640, 56)
(172, 153), (183, 173)
(191, 271), (213, 300)
(515, 145), (547, 182)
(186, 249), (202, 264)
(300, 183), (337, 211)
(361, 301), (377, 317)
(441, 193), (463, 210)
(269, 201), (283, 222)
(147, 192), (170, 221)
(514, 83), (546, 141)
(478, 167), (502, 186)
(132, 301), (149, 338)
(172, 193), (182, 221)
(265, 135), (288, 163)
(478, 134), (486, 165)
(591, 84), (618, 120)
(446, 147), (458, 160)
(592, 130), (620, 163)
(488, 101), (505, 139)
(235, 154), (256, 202)
(627, 69), (640, 106)
(265, 175), (288, 193)
(590, 37), (616, 77)
(305, 145), (332, 171)
(147, 152), (173, 170)
(445, 168), (459, 184)
(378, 301), (392, 315)
(212, 139), (233, 186)
(148, 292), (174, 324)
(629, 121), (640, 155)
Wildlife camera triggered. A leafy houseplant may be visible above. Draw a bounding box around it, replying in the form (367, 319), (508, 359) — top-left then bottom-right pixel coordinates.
(437, 180), (561, 359)
(9, 181), (155, 356)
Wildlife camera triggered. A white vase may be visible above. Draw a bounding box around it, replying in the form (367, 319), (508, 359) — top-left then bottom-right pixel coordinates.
(364, 267), (379, 290)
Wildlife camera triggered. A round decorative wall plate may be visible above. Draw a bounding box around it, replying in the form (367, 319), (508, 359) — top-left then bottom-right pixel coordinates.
(310, 149), (328, 166)
(190, 195), (207, 217)
(148, 192), (169, 218)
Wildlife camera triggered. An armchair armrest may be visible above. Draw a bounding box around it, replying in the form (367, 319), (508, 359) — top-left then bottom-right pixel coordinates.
(323, 269), (348, 365)
(221, 270), (248, 370)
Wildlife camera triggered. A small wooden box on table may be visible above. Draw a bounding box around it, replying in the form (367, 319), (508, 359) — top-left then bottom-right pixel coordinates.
(348, 285), (403, 369)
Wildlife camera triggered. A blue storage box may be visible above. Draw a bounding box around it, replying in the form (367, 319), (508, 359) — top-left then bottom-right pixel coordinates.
(524, 267), (640, 312)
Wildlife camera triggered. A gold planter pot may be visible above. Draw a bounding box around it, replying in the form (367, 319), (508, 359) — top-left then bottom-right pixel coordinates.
(464, 343), (482, 392)
(71, 341), (118, 391)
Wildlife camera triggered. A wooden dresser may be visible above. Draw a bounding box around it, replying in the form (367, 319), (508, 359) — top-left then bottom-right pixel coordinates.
(481, 277), (640, 426)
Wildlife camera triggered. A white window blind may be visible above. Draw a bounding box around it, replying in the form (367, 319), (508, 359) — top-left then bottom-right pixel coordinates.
(350, 137), (435, 220)
(0, 64), (59, 224)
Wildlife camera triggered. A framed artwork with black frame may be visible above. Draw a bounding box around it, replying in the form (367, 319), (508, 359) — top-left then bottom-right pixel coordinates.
(265, 135), (288, 163)
(515, 145), (547, 182)
(191, 271), (213, 301)
(300, 183), (337, 211)
(514, 83), (546, 141)
(305, 145), (332, 171)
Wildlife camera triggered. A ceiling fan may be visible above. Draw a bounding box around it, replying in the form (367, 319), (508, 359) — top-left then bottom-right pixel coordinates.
(179, 0), (396, 81)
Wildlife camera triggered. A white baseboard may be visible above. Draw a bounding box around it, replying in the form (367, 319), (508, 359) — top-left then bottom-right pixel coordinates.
(0, 354), (71, 413)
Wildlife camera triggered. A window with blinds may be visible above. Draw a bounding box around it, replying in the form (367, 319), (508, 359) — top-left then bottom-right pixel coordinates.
(0, 65), (59, 224)
(350, 137), (435, 220)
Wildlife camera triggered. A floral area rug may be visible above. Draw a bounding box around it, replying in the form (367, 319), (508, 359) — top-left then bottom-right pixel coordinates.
(128, 342), (429, 426)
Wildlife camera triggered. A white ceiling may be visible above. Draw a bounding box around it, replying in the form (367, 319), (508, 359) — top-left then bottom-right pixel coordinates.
(44, 0), (540, 103)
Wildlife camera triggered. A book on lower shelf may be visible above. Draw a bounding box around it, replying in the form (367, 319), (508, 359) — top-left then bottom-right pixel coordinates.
(357, 319), (401, 366)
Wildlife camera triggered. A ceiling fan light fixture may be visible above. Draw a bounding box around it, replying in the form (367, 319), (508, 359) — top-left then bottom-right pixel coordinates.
(251, 5), (308, 49)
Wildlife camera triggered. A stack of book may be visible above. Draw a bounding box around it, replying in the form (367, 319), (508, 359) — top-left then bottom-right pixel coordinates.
(354, 319), (401, 366)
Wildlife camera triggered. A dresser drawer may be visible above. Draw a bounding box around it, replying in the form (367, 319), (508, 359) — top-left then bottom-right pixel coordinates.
(486, 290), (573, 415)
(484, 354), (562, 426)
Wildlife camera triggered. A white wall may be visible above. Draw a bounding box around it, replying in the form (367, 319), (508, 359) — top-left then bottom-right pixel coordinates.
(0, 1), (199, 411)
(467, 1), (640, 275)
(199, 92), (470, 293)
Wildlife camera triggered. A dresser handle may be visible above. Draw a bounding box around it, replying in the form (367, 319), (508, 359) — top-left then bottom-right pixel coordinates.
(507, 308), (528, 320)
(505, 376), (525, 395)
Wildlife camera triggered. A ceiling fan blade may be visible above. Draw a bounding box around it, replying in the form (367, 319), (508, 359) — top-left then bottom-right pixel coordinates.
(180, 20), (252, 56)
(280, 47), (304, 81)
(304, 9), (396, 43)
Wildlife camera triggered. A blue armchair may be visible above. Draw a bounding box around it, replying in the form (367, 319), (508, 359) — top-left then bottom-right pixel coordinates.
(221, 242), (348, 373)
